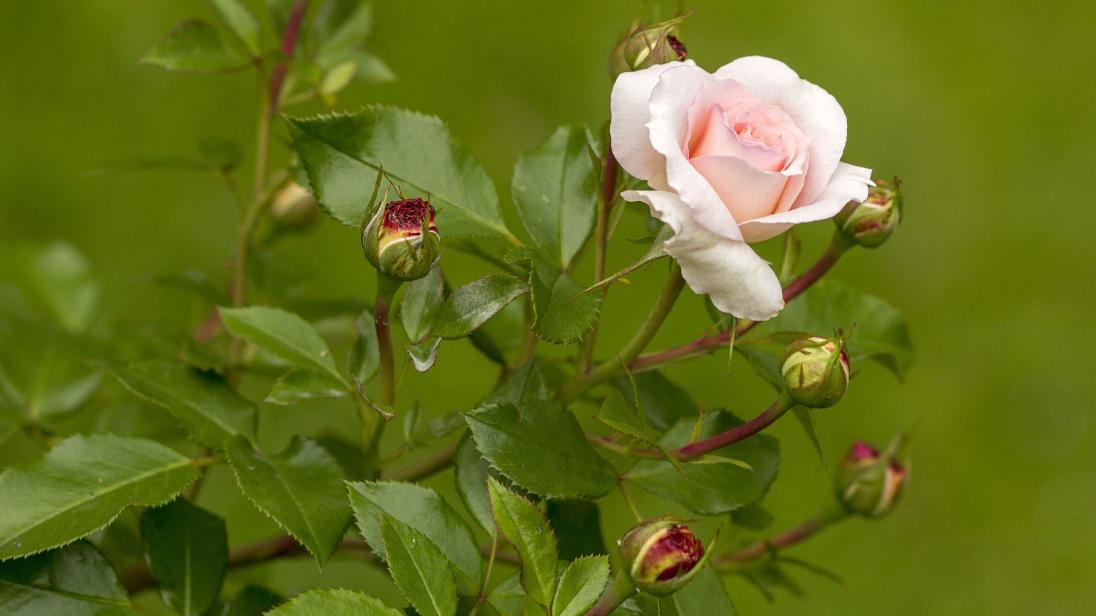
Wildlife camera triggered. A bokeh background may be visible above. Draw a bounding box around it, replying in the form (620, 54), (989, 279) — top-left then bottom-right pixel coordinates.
(3, 0), (1095, 614)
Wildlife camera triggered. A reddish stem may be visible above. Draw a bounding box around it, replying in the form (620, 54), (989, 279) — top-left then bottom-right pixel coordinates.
(714, 508), (847, 566)
(595, 396), (791, 462)
(268, 0), (308, 113)
(630, 240), (846, 371)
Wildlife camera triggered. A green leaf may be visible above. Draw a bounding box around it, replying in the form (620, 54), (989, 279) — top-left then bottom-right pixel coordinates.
(218, 306), (349, 388)
(348, 481), (482, 594)
(762, 280), (914, 378)
(486, 573), (546, 616)
(405, 338), (442, 373)
(597, 391), (657, 444)
(225, 436), (349, 566)
(626, 410), (780, 515)
(0, 322), (102, 423)
(512, 126), (597, 267)
(140, 499), (227, 616)
(400, 266), (444, 342)
(266, 369), (348, 405)
(453, 432), (495, 536)
(266, 589), (401, 615)
(0, 435), (198, 560)
(588, 223), (673, 293)
(287, 106), (513, 240)
(658, 566), (735, 615)
(483, 361), (548, 406)
(0, 542), (132, 615)
(545, 500), (606, 561)
(529, 259), (600, 344)
(354, 52), (396, 84)
(614, 371), (694, 432)
(379, 516), (458, 616)
(430, 274), (528, 339)
(466, 401), (616, 499)
(210, 0), (260, 55)
(487, 477), (557, 608)
(348, 309), (379, 384)
(141, 19), (250, 73)
(552, 555), (609, 616)
(314, 0), (373, 66)
(1, 241), (99, 333)
(219, 585), (281, 616)
(111, 360), (256, 449)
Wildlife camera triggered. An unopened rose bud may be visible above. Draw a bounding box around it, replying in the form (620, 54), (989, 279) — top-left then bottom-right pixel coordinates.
(834, 178), (902, 248)
(270, 181), (320, 232)
(781, 336), (850, 408)
(609, 17), (689, 78)
(835, 440), (908, 517)
(619, 518), (705, 596)
(362, 197), (440, 281)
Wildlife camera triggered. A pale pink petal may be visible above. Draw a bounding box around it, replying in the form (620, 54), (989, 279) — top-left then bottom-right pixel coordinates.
(691, 154), (789, 222)
(610, 60), (693, 185)
(646, 65), (743, 240)
(714, 56), (849, 207)
(623, 189), (784, 321)
(738, 162), (873, 242)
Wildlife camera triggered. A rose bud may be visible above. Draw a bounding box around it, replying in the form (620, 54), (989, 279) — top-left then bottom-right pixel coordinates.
(609, 16), (689, 78)
(361, 197), (440, 281)
(618, 517), (705, 596)
(834, 178), (902, 248)
(781, 336), (851, 408)
(834, 440), (908, 517)
(270, 181), (320, 232)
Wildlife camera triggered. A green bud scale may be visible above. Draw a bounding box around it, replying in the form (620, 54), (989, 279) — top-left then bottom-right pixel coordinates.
(362, 197), (441, 281)
(834, 178), (902, 248)
(618, 517), (705, 596)
(609, 16), (689, 78)
(781, 336), (850, 408)
(835, 441), (908, 517)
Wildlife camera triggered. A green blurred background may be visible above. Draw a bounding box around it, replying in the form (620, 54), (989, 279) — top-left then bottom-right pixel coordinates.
(3, 0), (1095, 614)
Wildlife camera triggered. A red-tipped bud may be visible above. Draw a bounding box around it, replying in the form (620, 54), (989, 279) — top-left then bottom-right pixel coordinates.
(618, 518), (705, 596)
(834, 178), (902, 248)
(781, 336), (851, 408)
(835, 440), (908, 517)
(362, 197), (440, 281)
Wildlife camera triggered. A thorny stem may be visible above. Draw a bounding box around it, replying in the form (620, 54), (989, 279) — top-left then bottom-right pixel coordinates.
(630, 234), (852, 371)
(590, 394), (795, 462)
(578, 145), (621, 374)
(374, 274), (401, 408)
(585, 570), (636, 616)
(231, 0), (309, 311)
(712, 506), (849, 568)
(559, 263), (685, 404)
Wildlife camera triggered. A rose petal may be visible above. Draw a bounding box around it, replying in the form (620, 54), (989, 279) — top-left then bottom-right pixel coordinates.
(646, 65), (744, 241)
(690, 154), (789, 222)
(610, 60), (694, 186)
(738, 162), (873, 242)
(714, 56), (848, 207)
(623, 189), (784, 321)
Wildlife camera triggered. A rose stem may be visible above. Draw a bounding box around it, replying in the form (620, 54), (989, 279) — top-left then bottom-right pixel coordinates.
(231, 0), (309, 310)
(577, 145), (621, 374)
(712, 506), (849, 569)
(588, 394), (794, 462)
(630, 233), (852, 371)
(585, 570), (637, 616)
(559, 262), (685, 404)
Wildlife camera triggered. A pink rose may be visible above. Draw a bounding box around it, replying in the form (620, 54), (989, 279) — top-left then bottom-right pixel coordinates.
(610, 56), (872, 320)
